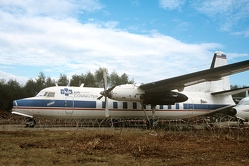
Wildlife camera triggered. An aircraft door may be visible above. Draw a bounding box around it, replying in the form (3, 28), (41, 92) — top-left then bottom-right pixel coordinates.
(187, 97), (194, 117)
(65, 96), (74, 114)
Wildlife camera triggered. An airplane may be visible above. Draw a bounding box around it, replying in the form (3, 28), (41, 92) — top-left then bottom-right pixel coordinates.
(12, 51), (249, 127)
(228, 91), (249, 121)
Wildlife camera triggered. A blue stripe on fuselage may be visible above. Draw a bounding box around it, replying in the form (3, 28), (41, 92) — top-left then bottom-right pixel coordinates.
(15, 99), (96, 108)
(15, 99), (228, 110)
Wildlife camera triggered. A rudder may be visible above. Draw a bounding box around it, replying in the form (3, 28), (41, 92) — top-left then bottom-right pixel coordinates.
(210, 51), (227, 69)
(209, 51), (230, 91)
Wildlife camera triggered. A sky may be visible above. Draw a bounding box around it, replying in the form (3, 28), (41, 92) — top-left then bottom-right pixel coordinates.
(0, 0), (249, 87)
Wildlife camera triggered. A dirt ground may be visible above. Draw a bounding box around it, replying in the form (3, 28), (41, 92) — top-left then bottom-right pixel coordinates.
(1, 111), (249, 165)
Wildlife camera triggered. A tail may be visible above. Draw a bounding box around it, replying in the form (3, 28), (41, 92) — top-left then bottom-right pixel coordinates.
(208, 51), (230, 92)
(210, 51), (227, 68)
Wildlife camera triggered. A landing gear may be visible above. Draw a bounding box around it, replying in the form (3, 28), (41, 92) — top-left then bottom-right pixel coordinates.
(142, 103), (158, 128)
(25, 117), (36, 128)
(146, 119), (158, 128)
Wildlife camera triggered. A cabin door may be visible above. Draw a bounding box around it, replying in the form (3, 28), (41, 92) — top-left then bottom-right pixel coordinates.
(187, 97), (194, 117)
(65, 96), (74, 114)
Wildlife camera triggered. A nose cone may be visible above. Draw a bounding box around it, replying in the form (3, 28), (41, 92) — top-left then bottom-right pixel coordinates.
(13, 100), (17, 107)
(176, 93), (188, 103)
(12, 98), (34, 108)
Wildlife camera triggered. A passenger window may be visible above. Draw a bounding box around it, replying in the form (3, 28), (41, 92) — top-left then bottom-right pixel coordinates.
(43, 92), (48, 96)
(47, 92), (55, 97)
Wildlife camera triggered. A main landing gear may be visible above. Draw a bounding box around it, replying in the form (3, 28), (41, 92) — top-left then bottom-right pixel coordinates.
(142, 104), (158, 128)
(25, 117), (36, 128)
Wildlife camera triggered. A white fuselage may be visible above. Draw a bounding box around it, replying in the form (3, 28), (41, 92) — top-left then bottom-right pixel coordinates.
(12, 85), (235, 119)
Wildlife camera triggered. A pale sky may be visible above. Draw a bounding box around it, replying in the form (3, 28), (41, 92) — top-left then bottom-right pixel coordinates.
(0, 0), (249, 86)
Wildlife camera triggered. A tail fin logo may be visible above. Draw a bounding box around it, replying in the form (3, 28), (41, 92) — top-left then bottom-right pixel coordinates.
(216, 54), (226, 59)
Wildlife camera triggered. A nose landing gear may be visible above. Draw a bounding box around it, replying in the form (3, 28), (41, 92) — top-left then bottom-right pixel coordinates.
(25, 117), (36, 128)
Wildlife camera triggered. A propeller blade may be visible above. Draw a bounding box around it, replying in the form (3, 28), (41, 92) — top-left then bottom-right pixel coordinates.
(103, 70), (107, 91)
(96, 70), (116, 117)
(105, 95), (109, 118)
(103, 70), (109, 118)
(97, 95), (103, 100)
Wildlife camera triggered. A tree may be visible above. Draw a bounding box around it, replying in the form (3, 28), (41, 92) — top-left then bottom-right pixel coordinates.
(57, 74), (69, 86)
(36, 72), (46, 90)
(109, 71), (120, 86)
(24, 79), (38, 97)
(70, 74), (85, 87)
(94, 67), (108, 88)
(45, 77), (55, 87)
(120, 73), (134, 84)
(84, 71), (96, 87)
(3, 80), (23, 110)
(0, 79), (8, 110)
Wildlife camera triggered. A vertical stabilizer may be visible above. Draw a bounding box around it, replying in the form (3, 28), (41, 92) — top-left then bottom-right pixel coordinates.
(187, 51), (231, 92)
(210, 51), (227, 68)
(209, 51), (230, 92)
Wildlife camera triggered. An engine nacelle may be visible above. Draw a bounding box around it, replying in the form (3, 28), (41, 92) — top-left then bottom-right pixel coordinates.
(109, 84), (144, 101)
(109, 84), (188, 105)
(141, 91), (188, 105)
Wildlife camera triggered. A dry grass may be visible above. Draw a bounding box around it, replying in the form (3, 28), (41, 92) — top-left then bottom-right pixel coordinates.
(0, 128), (249, 166)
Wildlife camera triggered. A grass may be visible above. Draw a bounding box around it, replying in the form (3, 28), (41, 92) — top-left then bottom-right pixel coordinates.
(0, 128), (249, 166)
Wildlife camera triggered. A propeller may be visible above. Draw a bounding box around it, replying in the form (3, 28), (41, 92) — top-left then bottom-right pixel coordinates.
(97, 70), (116, 118)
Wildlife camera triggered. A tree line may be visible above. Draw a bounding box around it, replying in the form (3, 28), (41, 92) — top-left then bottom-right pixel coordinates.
(0, 67), (134, 111)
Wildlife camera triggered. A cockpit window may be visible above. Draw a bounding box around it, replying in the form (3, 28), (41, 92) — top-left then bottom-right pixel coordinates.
(47, 92), (55, 97)
(36, 91), (46, 97)
(36, 91), (55, 97)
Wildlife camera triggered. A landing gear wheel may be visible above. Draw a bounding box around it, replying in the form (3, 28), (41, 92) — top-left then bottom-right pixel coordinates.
(25, 117), (36, 128)
(146, 119), (158, 128)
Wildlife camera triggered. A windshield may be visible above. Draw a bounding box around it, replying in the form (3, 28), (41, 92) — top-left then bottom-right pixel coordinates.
(36, 91), (55, 97)
(36, 91), (46, 97)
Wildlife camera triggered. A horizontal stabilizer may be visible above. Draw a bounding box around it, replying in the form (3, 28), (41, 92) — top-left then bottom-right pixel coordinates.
(211, 86), (249, 96)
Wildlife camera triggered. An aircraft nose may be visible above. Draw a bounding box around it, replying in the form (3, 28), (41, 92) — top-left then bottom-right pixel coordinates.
(228, 108), (237, 116)
(13, 99), (32, 108)
(13, 100), (18, 107)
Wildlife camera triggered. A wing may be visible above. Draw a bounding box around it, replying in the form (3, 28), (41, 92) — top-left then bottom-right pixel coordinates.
(139, 59), (249, 92)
